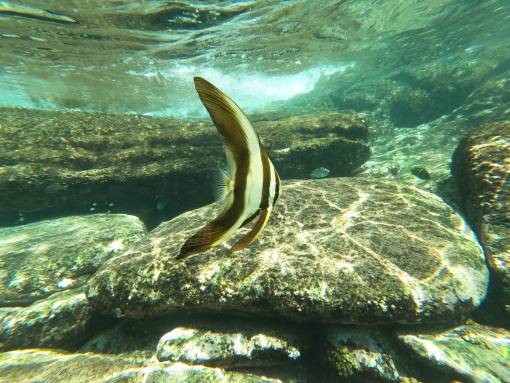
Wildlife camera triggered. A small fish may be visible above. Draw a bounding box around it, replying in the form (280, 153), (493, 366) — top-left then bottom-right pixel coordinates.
(177, 77), (280, 259)
(410, 166), (431, 181)
(309, 166), (330, 179)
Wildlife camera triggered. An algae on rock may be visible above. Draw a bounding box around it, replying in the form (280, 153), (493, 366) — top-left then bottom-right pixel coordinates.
(0, 214), (145, 351)
(0, 108), (370, 228)
(0, 214), (146, 306)
(87, 177), (488, 325)
(452, 121), (510, 316)
(0, 349), (283, 383)
(399, 322), (510, 383)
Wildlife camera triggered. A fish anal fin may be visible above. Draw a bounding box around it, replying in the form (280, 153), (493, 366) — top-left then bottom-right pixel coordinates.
(241, 210), (260, 227)
(231, 207), (271, 252)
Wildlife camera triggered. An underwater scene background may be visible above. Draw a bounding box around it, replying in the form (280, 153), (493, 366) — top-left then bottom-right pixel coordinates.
(0, 0), (509, 382)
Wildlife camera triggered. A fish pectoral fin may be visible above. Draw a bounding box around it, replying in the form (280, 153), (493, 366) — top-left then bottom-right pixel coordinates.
(231, 207), (272, 252)
(213, 166), (234, 202)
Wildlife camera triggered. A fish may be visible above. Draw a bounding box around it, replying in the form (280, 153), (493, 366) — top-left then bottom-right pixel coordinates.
(309, 166), (330, 179)
(177, 77), (280, 259)
(410, 166), (431, 181)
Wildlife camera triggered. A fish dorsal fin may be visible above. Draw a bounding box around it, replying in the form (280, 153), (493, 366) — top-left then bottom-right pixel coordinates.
(194, 77), (254, 160)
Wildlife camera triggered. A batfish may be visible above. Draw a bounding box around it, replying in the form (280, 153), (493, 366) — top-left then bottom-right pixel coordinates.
(177, 77), (280, 259)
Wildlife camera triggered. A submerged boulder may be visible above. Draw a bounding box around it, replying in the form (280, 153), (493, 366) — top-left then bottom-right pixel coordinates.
(452, 68), (510, 127)
(0, 214), (145, 351)
(323, 327), (405, 382)
(0, 214), (146, 306)
(156, 324), (301, 368)
(0, 349), (282, 383)
(0, 288), (100, 351)
(80, 315), (310, 381)
(87, 177), (488, 324)
(0, 108), (369, 228)
(452, 121), (510, 315)
(398, 322), (510, 383)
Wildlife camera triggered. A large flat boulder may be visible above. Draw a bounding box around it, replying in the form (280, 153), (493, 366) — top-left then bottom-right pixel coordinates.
(452, 121), (510, 314)
(0, 108), (369, 228)
(0, 214), (146, 306)
(0, 214), (145, 351)
(87, 177), (488, 324)
(0, 288), (100, 351)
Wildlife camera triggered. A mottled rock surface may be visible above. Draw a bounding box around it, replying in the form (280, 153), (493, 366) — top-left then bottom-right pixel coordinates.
(399, 322), (510, 383)
(0, 288), (101, 351)
(452, 121), (510, 314)
(0, 349), (281, 383)
(157, 325), (301, 367)
(0, 214), (146, 306)
(323, 327), (404, 382)
(0, 108), (369, 228)
(87, 178), (488, 324)
(80, 316), (311, 382)
(80, 317), (165, 356)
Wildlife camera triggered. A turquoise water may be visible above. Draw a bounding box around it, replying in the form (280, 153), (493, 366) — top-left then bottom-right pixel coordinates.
(0, 1), (509, 382)
(1, 1), (508, 117)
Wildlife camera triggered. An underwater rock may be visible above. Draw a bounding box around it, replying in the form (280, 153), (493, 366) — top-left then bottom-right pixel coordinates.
(0, 108), (369, 229)
(0, 214), (146, 306)
(398, 322), (510, 383)
(389, 87), (437, 127)
(79, 317), (165, 356)
(391, 59), (497, 125)
(323, 326), (404, 382)
(0, 288), (103, 351)
(261, 113), (369, 178)
(439, 67), (510, 127)
(157, 325), (301, 368)
(0, 349), (282, 383)
(452, 121), (510, 315)
(87, 177), (488, 324)
(80, 316), (310, 381)
(321, 326), (449, 382)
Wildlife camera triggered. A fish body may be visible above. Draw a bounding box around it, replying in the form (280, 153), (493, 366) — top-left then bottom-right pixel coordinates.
(177, 77), (280, 259)
(309, 166), (330, 179)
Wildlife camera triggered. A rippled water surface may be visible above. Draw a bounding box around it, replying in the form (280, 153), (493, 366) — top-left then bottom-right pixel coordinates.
(1, 0), (509, 116)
